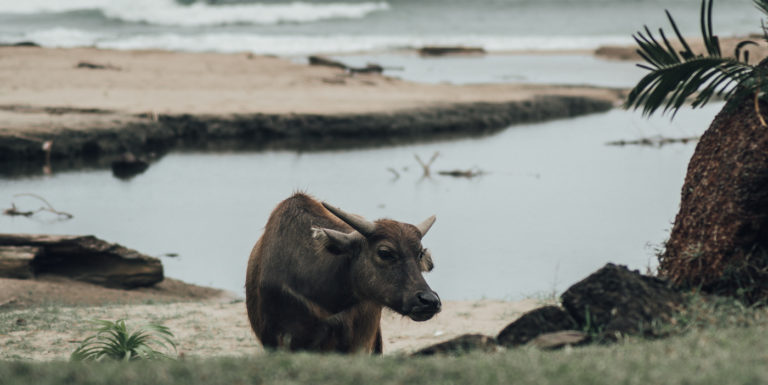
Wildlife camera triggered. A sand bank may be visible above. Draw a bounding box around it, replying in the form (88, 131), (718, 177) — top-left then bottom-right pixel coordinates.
(0, 47), (622, 164)
(0, 276), (544, 360)
(596, 35), (768, 62)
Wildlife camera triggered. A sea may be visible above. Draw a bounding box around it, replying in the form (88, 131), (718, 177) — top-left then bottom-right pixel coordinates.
(0, 0), (762, 56)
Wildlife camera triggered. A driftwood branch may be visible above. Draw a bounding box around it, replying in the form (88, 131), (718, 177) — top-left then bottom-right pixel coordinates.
(387, 167), (401, 181)
(3, 193), (73, 219)
(308, 55), (398, 75)
(437, 169), (485, 179)
(415, 152), (440, 177)
(606, 136), (700, 147)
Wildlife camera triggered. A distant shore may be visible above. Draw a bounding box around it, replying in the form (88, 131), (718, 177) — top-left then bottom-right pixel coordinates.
(595, 34), (768, 62)
(0, 46), (621, 168)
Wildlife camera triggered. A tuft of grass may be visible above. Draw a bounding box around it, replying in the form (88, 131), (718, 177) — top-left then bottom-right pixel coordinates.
(70, 319), (177, 362)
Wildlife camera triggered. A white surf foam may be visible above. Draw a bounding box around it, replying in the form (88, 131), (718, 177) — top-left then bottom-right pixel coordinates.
(7, 26), (633, 55)
(98, 33), (634, 55)
(3, 0), (390, 26)
(14, 28), (108, 48)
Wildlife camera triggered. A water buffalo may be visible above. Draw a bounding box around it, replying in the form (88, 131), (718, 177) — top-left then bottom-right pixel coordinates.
(245, 193), (440, 353)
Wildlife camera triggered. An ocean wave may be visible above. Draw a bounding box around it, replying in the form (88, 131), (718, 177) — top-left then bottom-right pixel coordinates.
(12, 28), (109, 48)
(2, 0), (390, 26)
(5, 28), (634, 55)
(98, 33), (634, 55)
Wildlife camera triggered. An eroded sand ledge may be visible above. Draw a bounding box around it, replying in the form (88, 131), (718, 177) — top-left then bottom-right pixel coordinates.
(0, 47), (622, 164)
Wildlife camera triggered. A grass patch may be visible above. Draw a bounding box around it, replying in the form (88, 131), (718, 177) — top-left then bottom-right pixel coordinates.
(1, 325), (768, 385)
(2, 295), (767, 384)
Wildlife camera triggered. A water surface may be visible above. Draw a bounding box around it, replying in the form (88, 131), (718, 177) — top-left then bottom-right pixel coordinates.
(1, 105), (718, 300)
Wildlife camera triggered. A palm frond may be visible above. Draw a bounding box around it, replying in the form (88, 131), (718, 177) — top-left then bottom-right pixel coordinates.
(625, 0), (767, 118)
(756, 0), (768, 17)
(70, 319), (177, 362)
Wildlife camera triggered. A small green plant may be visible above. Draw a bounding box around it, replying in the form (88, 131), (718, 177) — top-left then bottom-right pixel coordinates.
(581, 306), (605, 340)
(625, 0), (768, 124)
(70, 319), (177, 361)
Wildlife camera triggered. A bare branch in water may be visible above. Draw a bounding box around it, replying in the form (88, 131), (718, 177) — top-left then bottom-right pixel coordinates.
(3, 193), (74, 219)
(387, 167), (401, 181)
(414, 152), (440, 177)
(438, 169), (485, 179)
(606, 135), (699, 147)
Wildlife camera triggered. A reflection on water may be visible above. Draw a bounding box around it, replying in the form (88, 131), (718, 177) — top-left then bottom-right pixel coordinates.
(0, 105), (719, 300)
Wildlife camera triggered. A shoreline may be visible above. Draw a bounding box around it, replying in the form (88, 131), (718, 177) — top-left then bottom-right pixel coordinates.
(0, 46), (621, 170)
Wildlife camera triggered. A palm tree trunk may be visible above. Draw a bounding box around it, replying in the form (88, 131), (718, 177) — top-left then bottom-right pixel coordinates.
(659, 87), (768, 302)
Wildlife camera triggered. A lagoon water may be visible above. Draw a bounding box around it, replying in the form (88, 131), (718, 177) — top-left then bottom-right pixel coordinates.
(0, 101), (718, 300)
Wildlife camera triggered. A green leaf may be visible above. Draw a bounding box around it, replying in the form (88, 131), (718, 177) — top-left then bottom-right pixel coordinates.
(70, 319), (177, 362)
(625, 0), (768, 118)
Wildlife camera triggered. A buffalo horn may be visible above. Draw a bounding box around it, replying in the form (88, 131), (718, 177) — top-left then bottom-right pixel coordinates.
(318, 228), (362, 249)
(416, 215), (436, 238)
(322, 202), (376, 236)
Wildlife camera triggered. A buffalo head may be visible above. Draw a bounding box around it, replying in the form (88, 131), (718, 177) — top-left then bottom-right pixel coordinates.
(312, 202), (441, 321)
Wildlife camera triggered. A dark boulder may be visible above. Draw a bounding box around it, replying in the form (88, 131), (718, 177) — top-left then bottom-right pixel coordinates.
(496, 305), (577, 347)
(561, 263), (684, 338)
(418, 46), (486, 56)
(111, 152), (149, 179)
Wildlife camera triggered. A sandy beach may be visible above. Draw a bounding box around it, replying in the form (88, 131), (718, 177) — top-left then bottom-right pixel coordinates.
(0, 47), (623, 116)
(0, 275), (545, 360)
(0, 46), (625, 163)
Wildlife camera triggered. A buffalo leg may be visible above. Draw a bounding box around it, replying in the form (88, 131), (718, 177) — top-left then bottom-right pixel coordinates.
(373, 327), (383, 354)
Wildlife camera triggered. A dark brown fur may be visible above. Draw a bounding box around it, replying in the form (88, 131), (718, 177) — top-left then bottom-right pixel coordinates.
(245, 193), (439, 353)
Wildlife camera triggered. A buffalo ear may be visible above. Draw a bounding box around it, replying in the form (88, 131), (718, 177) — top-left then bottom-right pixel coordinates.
(311, 227), (362, 254)
(420, 248), (434, 272)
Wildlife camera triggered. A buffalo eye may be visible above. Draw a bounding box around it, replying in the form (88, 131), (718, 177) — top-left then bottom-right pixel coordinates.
(418, 248), (427, 260)
(377, 247), (396, 262)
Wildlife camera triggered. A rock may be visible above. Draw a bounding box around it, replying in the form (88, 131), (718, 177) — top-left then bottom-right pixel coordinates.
(0, 41), (40, 48)
(412, 334), (498, 356)
(0, 246), (39, 279)
(111, 152), (149, 179)
(496, 305), (577, 347)
(561, 263), (684, 338)
(308, 56), (348, 70)
(528, 330), (589, 350)
(418, 46), (486, 56)
(0, 234), (163, 289)
(76, 61), (120, 71)
(308, 56), (384, 74)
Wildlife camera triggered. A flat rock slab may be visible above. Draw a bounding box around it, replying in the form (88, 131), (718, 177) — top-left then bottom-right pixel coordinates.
(528, 330), (589, 350)
(0, 234), (163, 289)
(412, 334), (498, 356)
(561, 263), (683, 338)
(496, 305), (577, 347)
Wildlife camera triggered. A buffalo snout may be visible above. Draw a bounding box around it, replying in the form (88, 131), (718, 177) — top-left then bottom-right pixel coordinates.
(405, 290), (441, 321)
